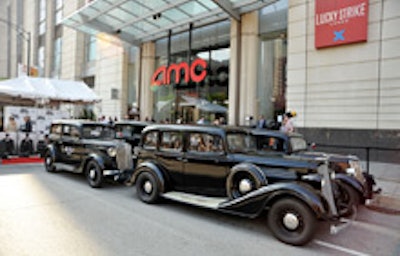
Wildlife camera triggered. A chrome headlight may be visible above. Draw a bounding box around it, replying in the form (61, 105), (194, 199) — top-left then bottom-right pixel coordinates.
(107, 147), (117, 157)
(346, 167), (356, 175)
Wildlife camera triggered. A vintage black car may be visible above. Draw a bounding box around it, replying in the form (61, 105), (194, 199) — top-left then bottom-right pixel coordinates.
(114, 120), (149, 148)
(250, 129), (378, 214)
(130, 124), (348, 246)
(44, 120), (133, 188)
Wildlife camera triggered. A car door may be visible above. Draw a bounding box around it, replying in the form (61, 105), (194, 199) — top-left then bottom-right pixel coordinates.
(156, 131), (185, 189)
(61, 124), (82, 168)
(183, 132), (229, 196)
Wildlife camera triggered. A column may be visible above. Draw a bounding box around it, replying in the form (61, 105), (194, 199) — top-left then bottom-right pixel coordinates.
(139, 42), (155, 121)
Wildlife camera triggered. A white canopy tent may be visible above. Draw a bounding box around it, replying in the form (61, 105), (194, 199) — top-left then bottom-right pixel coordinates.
(0, 77), (100, 104)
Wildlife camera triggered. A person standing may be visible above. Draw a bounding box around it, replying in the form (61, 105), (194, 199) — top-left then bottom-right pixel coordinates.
(256, 115), (267, 129)
(280, 112), (294, 133)
(5, 116), (18, 132)
(20, 116), (32, 132)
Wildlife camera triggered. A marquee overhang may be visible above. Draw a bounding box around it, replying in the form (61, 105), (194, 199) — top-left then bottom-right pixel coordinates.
(62, 0), (278, 46)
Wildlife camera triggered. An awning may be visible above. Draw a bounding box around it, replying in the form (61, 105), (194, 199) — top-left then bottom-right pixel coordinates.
(62, 0), (278, 45)
(0, 77), (100, 104)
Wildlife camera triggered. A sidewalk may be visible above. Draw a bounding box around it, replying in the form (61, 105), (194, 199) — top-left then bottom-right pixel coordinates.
(364, 161), (400, 214)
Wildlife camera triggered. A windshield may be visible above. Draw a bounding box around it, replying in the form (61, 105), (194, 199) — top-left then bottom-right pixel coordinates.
(115, 124), (146, 139)
(82, 125), (115, 140)
(290, 136), (308, 152)
(226, 132), (257, 153)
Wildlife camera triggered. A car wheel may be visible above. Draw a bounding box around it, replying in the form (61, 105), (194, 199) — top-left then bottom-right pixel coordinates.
(85, 160), (104, 188)
(336, 181), (360, 217)
(136, 171), (159, 204)
(44, 151), (56, 173)
(227, 171), (258, 199)
(268, 198), (316, 246)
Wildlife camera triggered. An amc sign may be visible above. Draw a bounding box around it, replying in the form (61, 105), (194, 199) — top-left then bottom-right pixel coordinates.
(151, 58), (207, 86)
(315, 0), (368, 49)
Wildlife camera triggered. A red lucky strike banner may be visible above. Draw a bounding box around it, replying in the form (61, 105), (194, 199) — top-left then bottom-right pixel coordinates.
(315, 0), (368, 49)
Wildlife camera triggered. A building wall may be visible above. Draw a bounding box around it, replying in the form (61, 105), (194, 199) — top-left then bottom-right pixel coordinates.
(287, 0), (400, 130)
(287, 0), (400, 163)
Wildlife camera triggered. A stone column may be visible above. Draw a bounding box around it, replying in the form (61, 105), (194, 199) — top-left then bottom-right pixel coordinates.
(228, 18), (241, 125)
(139, 42), (155, 121)
(239, 11), (259, 126)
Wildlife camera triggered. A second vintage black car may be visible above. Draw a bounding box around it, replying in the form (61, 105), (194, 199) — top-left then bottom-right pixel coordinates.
(44, 120), (133, 188)
(250, 129), (379, 216)
(129, 124), (350, 246)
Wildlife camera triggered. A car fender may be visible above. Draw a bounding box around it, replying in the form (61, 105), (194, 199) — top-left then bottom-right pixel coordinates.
(45, 144), (57, 158)
(219, 182), (327, 219)
(83, 153), (106, 171)
(131, 161), (166, 193)
(226, 162), (268, 190)
(335, 173), (364, 195)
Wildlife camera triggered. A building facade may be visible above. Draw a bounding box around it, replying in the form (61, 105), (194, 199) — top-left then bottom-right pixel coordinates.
(0, 0), (399, 162)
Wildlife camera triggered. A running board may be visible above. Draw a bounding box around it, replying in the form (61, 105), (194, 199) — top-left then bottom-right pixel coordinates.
(162, 192), (227, 209)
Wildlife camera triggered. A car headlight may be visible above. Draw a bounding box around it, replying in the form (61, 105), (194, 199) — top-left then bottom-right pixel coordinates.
(107, 147), (117, 157)
(346, 167), (356, 175)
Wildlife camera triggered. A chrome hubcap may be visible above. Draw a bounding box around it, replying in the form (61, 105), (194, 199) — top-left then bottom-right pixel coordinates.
(143, 180), (153, 194)
(89, 169), (96, 180)
(239, 179), (252, 194)
(46, 157), (51, 165)
(283, 213), (300, 230)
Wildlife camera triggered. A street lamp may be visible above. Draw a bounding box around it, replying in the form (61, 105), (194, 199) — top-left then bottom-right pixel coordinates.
(0, 17), (31, 76)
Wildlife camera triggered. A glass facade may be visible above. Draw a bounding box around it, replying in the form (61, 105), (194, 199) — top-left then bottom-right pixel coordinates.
(153, 21), (230, 124)
(257, 0), (288, 121)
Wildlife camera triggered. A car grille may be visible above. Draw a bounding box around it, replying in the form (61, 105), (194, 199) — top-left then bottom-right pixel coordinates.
(116, 142), (133, 171)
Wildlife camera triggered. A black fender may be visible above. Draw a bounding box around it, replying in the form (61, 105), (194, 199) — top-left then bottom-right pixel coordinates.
(226, 163), (268, 192)
(82, 153), (106, 172)
(219, 182), (328, 219)
(335, 173), (364, 195)
(45, 144), (57, 159)
(131, 161), (166, 193)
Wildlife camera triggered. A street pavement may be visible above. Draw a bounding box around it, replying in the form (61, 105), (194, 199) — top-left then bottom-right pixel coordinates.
(366, 161), (400, 214)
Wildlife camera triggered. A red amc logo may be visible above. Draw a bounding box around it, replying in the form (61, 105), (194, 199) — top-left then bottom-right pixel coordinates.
(151, 58), (207, 86)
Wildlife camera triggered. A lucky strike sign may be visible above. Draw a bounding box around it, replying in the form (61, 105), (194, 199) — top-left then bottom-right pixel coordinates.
(315, 0), (368, 49)
(151, 58), (207, 86)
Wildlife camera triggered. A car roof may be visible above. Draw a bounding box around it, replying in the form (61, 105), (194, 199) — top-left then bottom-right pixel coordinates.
(114, 120), (150, 126)
(142, 124), (250, 136)
(51, 119), (110, 126)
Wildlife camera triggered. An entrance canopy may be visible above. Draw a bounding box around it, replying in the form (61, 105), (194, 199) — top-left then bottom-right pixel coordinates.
(62, 0), (278, 45)
(0, 77), (100, 104)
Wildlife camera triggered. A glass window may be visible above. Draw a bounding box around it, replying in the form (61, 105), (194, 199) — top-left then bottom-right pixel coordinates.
(290, 137), (307, 152)
(86, 35), (97, 62)
(160, 132), (182, 152)
(143, 131), (158, 150)
(38, 46), (45, 76)
(82, 125), (114, 139)
(55, 0), (63, 25)
(51, 124), (62, 135)
(256, 136), (285, 152)
(188, 133), (223, 153)
(226, 132), (256, 153)
(39, 0), (46, 35)
(53, 37), (62, 78)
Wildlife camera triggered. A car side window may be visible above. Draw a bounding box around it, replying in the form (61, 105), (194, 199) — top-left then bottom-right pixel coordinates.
(143, 131), (158, 150)
(188, 133), (223, 153)
(160, 131), (182, 152)
(260, 136), (284, 152)
(50, 124), (62, 140)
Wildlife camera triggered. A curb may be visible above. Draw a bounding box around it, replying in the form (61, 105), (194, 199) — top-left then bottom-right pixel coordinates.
(365, 194), (400, 215)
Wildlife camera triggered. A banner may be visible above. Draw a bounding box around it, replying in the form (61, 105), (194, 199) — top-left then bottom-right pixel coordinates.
(315, 0), (368, 49)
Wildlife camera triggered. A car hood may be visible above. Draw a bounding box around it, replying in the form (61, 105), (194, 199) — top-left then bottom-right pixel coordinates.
(292, 151), (359, 163)
(231, 153), (320, 170)
(81, 139), (121, 147)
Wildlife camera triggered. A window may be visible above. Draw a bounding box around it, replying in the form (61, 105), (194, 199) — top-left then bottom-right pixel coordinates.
(38, 46), (45, 75)
(188, 133), (223, 153)
(51, 124), (62, 135)
(143, 131), (158, 150)
(86, 35), (97, 62)
(55, 0), (63, 25)
(160, 132), (182, 152)
(39, 0), (46, 35)
(53, 37), (62, 78)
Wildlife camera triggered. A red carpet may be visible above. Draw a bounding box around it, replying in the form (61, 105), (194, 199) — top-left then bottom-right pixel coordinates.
(1, 157), (44, 165)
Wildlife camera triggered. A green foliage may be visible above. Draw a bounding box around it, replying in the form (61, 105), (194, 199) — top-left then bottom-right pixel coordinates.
(79, 108), (96, 121)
